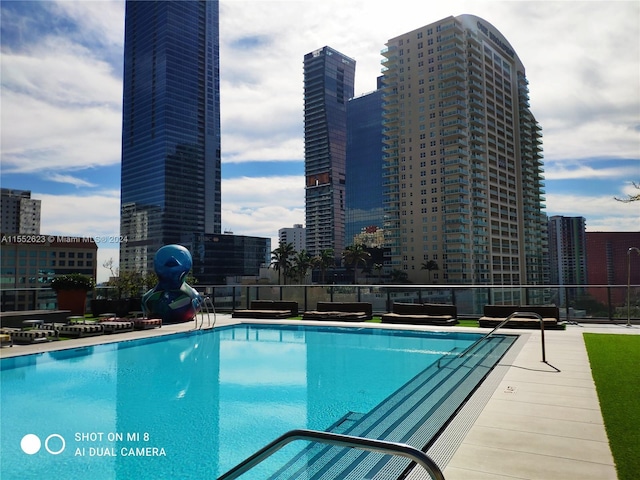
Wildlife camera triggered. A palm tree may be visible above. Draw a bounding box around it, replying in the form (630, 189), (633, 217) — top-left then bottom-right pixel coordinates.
(270, 241), (296, 284)
(291, 250), (313, 284)
(312, 249), (334, 284)
(421, 260), (439, 283)
(373, 263), (384, 284)
(390, 269), (409, 284)
(342, 244), (372, 284)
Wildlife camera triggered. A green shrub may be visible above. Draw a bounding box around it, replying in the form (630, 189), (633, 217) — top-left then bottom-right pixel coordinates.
(50, 273), (95, 291)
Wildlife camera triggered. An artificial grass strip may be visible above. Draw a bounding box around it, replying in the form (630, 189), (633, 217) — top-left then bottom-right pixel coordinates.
(584, 333), (640, 480)
(456, 319), (479, 327)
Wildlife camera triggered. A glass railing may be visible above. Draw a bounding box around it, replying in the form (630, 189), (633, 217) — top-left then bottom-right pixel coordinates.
(1, 284), (638, 321)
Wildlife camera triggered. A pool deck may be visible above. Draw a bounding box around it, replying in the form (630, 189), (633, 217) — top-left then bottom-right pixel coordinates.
(2, 315), (637, 480)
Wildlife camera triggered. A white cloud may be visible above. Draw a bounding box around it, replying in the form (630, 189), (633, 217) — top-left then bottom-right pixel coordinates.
(38, 190), (121, 238)
(545, 192), (640, 231)
(544, 162), (640, 181)
(223, 134), (302, 163)
(221, 175), (305, 246)
(1, 38), (122, 173)
(48, 174), (97, 188)
(37, 190), (122, 283)
(50, 0), (125, 49)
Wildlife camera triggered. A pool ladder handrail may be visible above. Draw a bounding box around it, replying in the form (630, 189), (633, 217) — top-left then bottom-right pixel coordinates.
(217, 428), (445, 480)
(195, 295), (216, 330)
(446, 311), (546, 365)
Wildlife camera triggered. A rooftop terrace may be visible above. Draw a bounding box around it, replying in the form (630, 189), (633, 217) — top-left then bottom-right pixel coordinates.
(1, 314), (635, 479)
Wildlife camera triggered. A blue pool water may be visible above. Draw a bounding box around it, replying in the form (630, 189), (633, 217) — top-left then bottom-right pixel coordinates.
(0, 324), (485, 479)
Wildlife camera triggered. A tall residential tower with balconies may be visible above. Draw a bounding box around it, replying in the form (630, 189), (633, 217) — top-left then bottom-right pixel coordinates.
(381, 15), (547, 297)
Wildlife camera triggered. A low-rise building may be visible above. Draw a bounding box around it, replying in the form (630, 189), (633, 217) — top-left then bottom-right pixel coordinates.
(0, 234), (98, 311)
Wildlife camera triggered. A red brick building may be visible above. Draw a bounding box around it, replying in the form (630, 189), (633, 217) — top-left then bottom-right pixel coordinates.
(586, 232), (640, 305)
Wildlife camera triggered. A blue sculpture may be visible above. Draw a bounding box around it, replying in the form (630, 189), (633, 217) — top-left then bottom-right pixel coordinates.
(142, 244), (202, 323)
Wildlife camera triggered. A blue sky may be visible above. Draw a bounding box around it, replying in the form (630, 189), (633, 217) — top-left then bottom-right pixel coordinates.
(1, 0), (639, 282)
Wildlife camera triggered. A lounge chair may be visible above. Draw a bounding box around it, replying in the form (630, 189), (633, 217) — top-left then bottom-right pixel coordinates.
(8, 328), (58, 344)
(479, 305), (565, 329)
(232, 300), (299, 319)
(381, 303), (458, 325)
(0, 333), (12, 347)
(101, 320), (135, 334)
(302, 302), (373, 321)
(58, 323), (105, 338)
(131, 318), (162, 330)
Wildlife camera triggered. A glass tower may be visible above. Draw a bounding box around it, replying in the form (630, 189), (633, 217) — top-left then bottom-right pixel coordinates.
(345, 80), (385, 247)
(119, 0), (221, 273)
(304, 46), (356, 258)
(381, 14), (547, 292)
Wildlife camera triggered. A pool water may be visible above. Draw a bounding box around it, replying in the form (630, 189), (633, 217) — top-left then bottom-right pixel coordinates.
(1, 324), (482, 479)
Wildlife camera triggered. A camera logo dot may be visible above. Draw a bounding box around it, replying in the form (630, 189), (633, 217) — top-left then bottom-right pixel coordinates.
(20, 434), (41, 455)
(21, 434), (66, 455)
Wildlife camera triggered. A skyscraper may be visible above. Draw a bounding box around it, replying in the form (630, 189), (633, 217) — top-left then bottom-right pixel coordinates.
(345, 78), (385, 248)
(381, 15), (547, 290)
(304, 46), (356, 259)
(119, 0), (221, 273)
(0, 188), (41, 234)
(548, 216), (587, 305)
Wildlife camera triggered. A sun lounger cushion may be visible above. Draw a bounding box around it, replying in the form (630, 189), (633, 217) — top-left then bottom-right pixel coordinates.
(58, 324), (104, 338)
(101, 321), (135, 334)
(0, 333), (13, 347)
(479, 305), (564, 329)
(302, 310), (369, 321)
(10, 329), (58, 344)
(381, 303), (458, 325)
(132, 318), (162, 330)
(302, 302), (373, 321)
(232, 300), (299, 319)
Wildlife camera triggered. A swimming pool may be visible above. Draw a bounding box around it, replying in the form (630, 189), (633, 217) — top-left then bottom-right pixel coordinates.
(0, 324), (514, 479)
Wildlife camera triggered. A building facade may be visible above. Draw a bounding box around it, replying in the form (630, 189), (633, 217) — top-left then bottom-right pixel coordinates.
(119, 0), (221, 274)
(279, 224), (306, 252)
(1, 188), (41, 235)
(586, 231), (640, 306)
(0, 236), (97, 311)
(304, 46), (356, 259)
(190, 233), (270, 285)
(345, 78), (385, 250)
(548, 216), (587, 305)
(381, 15), (547, 291)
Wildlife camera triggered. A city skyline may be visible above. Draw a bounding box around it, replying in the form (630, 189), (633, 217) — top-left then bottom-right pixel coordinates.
(1, 0), (639, 282)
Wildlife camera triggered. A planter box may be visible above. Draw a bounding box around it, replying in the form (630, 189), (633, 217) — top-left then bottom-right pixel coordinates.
(56, 290), (88, 316)
(91, 298), (142, 318)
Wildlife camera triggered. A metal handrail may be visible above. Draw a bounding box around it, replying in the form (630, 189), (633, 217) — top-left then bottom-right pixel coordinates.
(457, 311), (546, 362)
(195, 296), (216, 330)
(217, 428), (445, 480)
